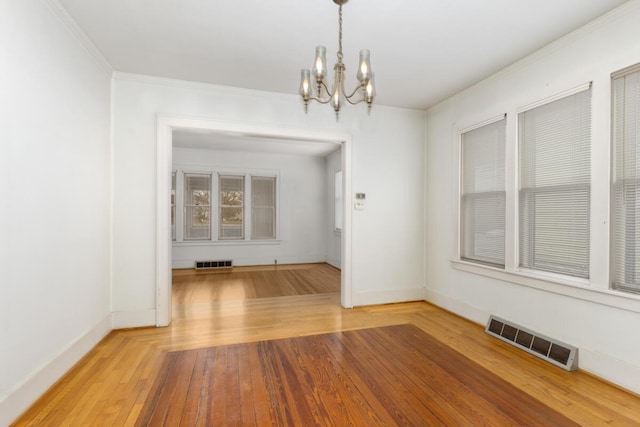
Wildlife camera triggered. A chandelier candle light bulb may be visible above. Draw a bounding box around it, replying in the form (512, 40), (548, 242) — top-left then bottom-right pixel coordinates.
(313, 46), (328, 82)
(299, 0), (376, 120)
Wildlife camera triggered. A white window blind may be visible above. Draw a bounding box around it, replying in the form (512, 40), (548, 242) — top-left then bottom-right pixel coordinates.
(219, 175), (244, 240)
(184, 173), (211, 240)
(612, 65), (640, 294)
(251, 176), (276, 240)
(518, 87), (592, 278)
(460, 117), (506, 267)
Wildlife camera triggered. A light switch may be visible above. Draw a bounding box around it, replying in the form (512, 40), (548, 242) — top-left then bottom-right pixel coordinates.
(354, 201), (365, 210)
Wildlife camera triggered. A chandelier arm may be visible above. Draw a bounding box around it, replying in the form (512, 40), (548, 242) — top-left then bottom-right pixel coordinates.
(344, 96), (367, 106)
(343, 82), (366, 102)
(309, 96), (334, 105)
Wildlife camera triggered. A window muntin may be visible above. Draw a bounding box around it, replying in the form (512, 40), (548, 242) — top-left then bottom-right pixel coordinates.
(518, 87), (592, 278)
(612, 65), (640, 294)
(460, 117), (506, 267)
(184, 173), (211, 240)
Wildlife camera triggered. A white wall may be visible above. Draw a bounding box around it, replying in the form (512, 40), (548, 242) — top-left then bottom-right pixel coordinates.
(0, 1), (112, 424)
(325, 149), (342, 269)
(425, 1), (640, 393)
(112, 73), (425, 322)
(172, 147), (331, 267)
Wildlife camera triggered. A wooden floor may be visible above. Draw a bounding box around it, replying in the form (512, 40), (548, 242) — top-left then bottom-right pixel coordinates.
(12, 263), (640, 426)
(137, 325), (578, 426)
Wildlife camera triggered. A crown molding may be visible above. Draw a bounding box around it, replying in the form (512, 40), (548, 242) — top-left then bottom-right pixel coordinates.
(112, 71), (296, 101)
(40, 0), (113, 76)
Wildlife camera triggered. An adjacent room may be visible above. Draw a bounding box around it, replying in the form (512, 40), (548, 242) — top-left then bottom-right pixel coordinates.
(2, 0), (640, 425)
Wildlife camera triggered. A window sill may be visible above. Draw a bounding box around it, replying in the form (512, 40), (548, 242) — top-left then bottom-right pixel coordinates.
(450, 259), (640, 314)
(173, 240), (281, 247)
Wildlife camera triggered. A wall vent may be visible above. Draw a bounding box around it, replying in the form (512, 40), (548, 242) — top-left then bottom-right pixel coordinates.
(194, 260), (233, 271)
(485, 315), (578, 371)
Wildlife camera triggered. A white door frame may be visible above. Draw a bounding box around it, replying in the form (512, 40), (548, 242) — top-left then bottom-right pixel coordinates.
(156, 115), (353, 326)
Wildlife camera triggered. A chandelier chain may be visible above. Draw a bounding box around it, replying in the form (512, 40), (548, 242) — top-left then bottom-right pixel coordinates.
(337, 4), (343, 62)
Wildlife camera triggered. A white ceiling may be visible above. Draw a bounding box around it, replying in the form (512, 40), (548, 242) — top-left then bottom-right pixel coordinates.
(59, 0), (630, 111)
(59, 0), (629, 156)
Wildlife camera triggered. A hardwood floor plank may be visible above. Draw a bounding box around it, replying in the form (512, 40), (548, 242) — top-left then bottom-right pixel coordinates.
(137, 325), (580, 426)
(11, 263), (640, 426)
(337, 327), (483, 426)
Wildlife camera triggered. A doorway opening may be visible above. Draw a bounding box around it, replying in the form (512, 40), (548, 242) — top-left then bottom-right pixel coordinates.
(156, 116), (353, 326)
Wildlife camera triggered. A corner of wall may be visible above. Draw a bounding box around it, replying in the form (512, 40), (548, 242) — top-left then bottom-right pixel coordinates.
(0, 315), (112, 427)
(40, 0), (114, 76)
(354, 287), (427, 307)
(111, 309), (157, 329)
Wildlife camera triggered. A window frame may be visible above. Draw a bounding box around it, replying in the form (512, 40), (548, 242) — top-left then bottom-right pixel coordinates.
(611, 63), (640, 294)
(459, 115), (507, 269)
(173, 168), (279, 244)
(334, 170), (343, 232)
(451, 82), (640, 314)
(218, 174), (245, 241)
(251, 175), (277, 240)
(171, 171), (176, 241)
(183, 172), (212, 241)
(517, 84), (592, 280)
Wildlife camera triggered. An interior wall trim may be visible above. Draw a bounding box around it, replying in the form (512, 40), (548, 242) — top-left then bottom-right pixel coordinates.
(0, 314), (112, 427)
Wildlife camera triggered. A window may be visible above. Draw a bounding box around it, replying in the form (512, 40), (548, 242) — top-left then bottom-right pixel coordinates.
(219, 175), (244, 240)
(460, 117), (506, 267)
(176, 171), (277, 242)
(171, 171), (176, 241)
(518, 86), (592, 278)
(184, 173), (211, 240)
(612, 65), (640, 294)
(335, 171), (343, 231)
(251, 176), (276, 239)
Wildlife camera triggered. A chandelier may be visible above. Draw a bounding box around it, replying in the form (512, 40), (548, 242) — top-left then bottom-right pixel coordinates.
(298, 0), (376, 120)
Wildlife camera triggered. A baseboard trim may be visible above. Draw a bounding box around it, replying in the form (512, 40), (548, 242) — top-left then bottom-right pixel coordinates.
(424, 288), (488, 325)
(424, 288), (640, 395)
(0, 314), (112, 426)
(325, 256), (341, 270)
(353, 286), (426, 307)
(579, 348), (640, 395)
(172, 255), (327, 269)
(111, 309), (157, 329)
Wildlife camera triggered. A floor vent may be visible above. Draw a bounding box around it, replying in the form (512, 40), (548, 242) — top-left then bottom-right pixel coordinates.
(485, 315), (578, 371)
(194, 260), (233, 271)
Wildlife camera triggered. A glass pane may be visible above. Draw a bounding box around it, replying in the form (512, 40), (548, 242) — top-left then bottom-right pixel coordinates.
(221, 190), (243, 206)
(184, 173), (211, 240)
(192, 206), (210, 226)
(171, 172), (176, 205)
(460, 118), (506, 267)
(193, 190), (210, 206)
(612, 68), (640, 293)
(221, 207), (243, 225)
